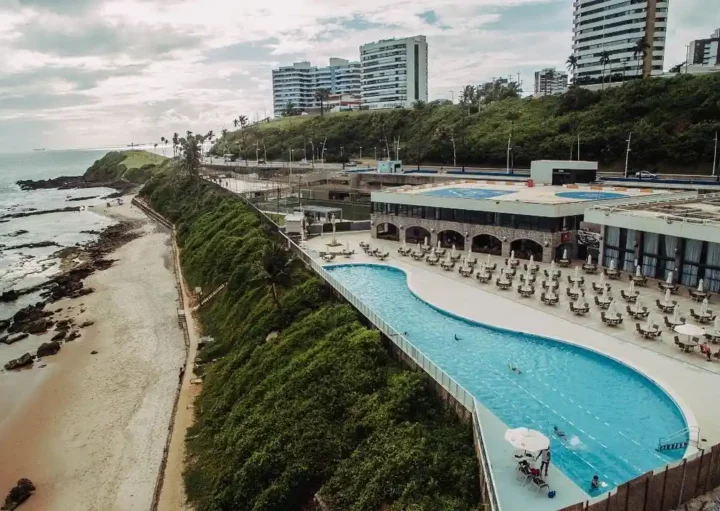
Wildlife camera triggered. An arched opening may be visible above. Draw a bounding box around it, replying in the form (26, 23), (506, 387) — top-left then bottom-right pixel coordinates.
(438, 230), (465, 250)
(405, 226), (430, 245)
(376, 222), (400, 241)
(471, 234), (502, 255)
(510, 239), (543, 261)
(555, 243), (574, 261)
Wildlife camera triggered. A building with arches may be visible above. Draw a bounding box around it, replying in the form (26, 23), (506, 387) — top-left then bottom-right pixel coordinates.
(370, 180), (674, 263)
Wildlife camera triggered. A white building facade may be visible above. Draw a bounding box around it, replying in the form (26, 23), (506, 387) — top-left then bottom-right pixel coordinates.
(360, 36), (428, 110)
(272, 58), (361, 117)
(533, 68), (568, 96)
(572, 0), (669, 84)
(687, 29), (720, 67)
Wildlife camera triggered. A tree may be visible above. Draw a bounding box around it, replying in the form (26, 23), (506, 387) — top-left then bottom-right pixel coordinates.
(566, 55), (578, 86)
(314, 88), (331, 116)
(178, 133), (203, 178)
(434, 125), (456, 167)
(172, 132), (179, 157)
(153, 142), (158, 154)
(220, 128), (229, 156)
(476, 78), (521, 106)
(633, 38), (650, 78)
(459, 85), (477, 106)
(669, 62), (685, 74)
(250, 243), (293, 308)
(412, 100), (427, 110)
(160, 137), (166, 156)
(599, 51), (611, 89)
(505, 110), (521, 173)
(237, 115), (249, 164)
(282, 100), (299, 117)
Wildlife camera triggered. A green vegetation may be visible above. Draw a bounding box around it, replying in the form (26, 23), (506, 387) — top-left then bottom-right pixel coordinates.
(84, 150), (169, 184)
(140, 173), (480, 511)
(217, 74), (720, 172)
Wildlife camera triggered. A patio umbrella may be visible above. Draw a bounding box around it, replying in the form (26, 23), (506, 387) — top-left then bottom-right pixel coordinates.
(504, 427), (550, 453)
(714, 317), (720, 333)
(451, 244), (456, 259)
(608, 299), (617, 316)
(424, 236), (428, 247)
(510, 250), (515, 261)
(610, 259), (616, 271)
(446, 253), (452, 264)
(666, 271), (673, 284)
(636, 265), (642, 277)
(673, 306), (681, 324)
(530, 255), (535, 266)
(664, 289), (671, 304)
(574, 266), (580, 280)
(645, 313), (654, 330)
(479, 262), (486, 273)
(402, 238), (407, 249)
(550, 260), (556, 274)
(437, 240), (441, 249)
(563, 248), (568, 260)
(701, 297), (709, 315)
(629, 280), (635, 294)
(698, 279), (704, 293)
(599, 272), (606, 287)
(587, 254), (593, 265)
(635, 298), (643, 312)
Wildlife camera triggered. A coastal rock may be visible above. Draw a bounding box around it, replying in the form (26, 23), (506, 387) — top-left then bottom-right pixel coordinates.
(51, 331), (66, 341)
(79, 320), (94, 328)
(54, 319), (71, 331)
(0, 206), (82, 221)
(67, 195), (99, 202)
(2, 333), (29, 345)
(7, 304), (53, 334)
(4, 353), (34, 371)
(26, 319), (53, 334)
(66, 330), (81, 342)
(90, 350), (98, 355)
(36, 341), (61, 357)
(5, 230), (29, 237)
(3, 241), (61, 251)
(0, 290), (20, 302)
(1, 478), (35, 510)
(0, 319), (9, 333)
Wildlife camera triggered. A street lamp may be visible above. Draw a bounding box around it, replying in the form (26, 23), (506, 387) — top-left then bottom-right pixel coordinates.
(624, 132), (632, 178)
(359, 146), (363, 160)
(340, 146), (344, 157)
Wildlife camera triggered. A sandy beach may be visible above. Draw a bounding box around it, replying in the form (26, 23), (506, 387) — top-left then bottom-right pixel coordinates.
(0, 198), (186, 510)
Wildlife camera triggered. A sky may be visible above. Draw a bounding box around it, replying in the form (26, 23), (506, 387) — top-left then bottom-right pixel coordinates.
(0, 0), (715, 152)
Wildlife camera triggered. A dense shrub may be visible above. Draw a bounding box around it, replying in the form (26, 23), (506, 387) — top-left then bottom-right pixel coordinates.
(141, 174), (481, 511)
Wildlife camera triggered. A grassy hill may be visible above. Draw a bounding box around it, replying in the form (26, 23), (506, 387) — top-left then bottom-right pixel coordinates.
(84, 150), (169, 184)
(139, 174), (481, 511)
(216, 74), (720, 172)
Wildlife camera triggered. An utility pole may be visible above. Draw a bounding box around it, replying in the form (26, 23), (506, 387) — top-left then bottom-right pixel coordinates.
(577, 131), (581, 161)
(262, 139), (267, 165)
(255, 140), (259, 165)
(394, 136), (400, 161)
(713, 131), (718, 181)
(359, 146), (362, 160)
(506, 132), (512, 174)
(624, 132), (632, 178)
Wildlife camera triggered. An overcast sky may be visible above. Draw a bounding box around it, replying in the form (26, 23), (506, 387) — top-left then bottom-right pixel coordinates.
(0, 0), (715, 152)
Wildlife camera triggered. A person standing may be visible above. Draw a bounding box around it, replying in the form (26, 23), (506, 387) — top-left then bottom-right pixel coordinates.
(537, 448), (551, 477)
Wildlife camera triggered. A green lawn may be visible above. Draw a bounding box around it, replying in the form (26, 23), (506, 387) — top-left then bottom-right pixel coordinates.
(121, 150), (167, 169)
(255, 110), (383, 131)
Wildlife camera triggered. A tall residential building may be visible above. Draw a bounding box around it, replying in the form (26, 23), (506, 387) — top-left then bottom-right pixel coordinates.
(571, 0), (669, 84)
(687, 29), (720, 67)
(360, 35), (428, 110)
(533, 68), (568, 96)
(272, 58), (361, 117)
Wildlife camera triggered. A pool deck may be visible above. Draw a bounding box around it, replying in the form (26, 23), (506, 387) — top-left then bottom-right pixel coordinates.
(305, 231), (720, 510)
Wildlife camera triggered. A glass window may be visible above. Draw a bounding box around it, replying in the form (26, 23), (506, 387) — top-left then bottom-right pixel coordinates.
(680, 239), (702, 286)
(704, 242), (720, 293)
(642, 233), (659, 278)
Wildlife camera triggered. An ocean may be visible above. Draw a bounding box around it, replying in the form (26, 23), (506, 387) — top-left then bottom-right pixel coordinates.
(0, 150), (118, 319)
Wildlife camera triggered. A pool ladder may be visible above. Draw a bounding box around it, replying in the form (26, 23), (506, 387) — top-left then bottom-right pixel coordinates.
(657, 426), (700, 452)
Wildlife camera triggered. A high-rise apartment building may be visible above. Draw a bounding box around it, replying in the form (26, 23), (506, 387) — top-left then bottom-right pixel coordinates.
(272, 58), (360, 117)
(687, 29), (720, 67)
(533, 68), (568, 96)
(360, 35), (428, 110)
(572, 0), (669, 84)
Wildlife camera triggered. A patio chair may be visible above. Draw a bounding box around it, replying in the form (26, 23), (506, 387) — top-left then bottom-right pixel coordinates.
(635, 323), (644, 337)
(620, 290), (638, 303)
(529, 475), (550, 493)
(690, 309), (700, 321)
(594, 296), (608, 309)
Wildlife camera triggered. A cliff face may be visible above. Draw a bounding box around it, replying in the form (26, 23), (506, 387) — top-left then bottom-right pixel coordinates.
(140, 175), (481, 511)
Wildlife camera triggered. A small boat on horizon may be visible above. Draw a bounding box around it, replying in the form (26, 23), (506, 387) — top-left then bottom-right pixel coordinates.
(33, 148), (46, 151)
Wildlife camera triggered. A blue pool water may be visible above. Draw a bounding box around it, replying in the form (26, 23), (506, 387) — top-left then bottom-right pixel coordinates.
(421, 188), (514, 199)
(326, 264), (687, 493)
(555, 191), (628, 200)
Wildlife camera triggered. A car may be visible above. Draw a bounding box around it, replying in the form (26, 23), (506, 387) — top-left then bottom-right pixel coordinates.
(345, 161), (357, 167)
(634, 170), (657, 179)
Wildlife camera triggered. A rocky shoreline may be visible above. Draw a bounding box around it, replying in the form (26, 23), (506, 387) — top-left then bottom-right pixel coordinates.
(1, 221), (142, 370)
(15, 175), (133, 193)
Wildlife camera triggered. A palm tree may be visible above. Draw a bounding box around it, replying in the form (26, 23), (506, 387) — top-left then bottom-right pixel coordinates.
(633, 38), (650, 79)
(153, 142), (158, 154)
(237, 115), (249, 164)
(160, 137), (166, 156)
(179, 134), (202, 178)
(314, 88), (331, 116)
(282, 100), (297, 117)
(505, 109), (521, 174)
(172, 132), (179, 158)
(233, 118), (238, 129)
(566, 55), (578, 86)
(250, 243), (293, 308)
(220, 128), (228, 157)
(599, 51), (611, 89)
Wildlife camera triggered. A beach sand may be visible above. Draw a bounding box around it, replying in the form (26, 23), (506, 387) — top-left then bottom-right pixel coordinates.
(0, 198), (186, 510)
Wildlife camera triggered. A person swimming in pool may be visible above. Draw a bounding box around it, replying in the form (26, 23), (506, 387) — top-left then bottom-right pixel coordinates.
(553, 426), (567, 441)
(508, 363), (522, 374)
(590, 475), (601, 492)
(454, 334), (461, 341)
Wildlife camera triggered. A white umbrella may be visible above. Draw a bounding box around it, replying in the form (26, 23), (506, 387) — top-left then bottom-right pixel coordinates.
(713, 316), (720, 333)
(451, 244), (456, 259)
(629, 280), (635, 294)
(530, 255), (535, 266)
(424, 236), (428, 247)
(446, 253), (452, 264)
(486, 253), (492, 265)
(664, 289), (671, 304)
(479, 262), (486, 273)
(636, 265), (642, 277)
(510, 250), (515, 261)
(645, 313), (654, 330)
(675, 323), (705, 338)
(701, 297), (709, 315)
(635, 298), (643, 313)
(610, 259), (616, 271)
(698, 279), (704, 293)
(563, 248), (568, 260)
(608, 299), (617, 316)
(402, 238), (407, 249)
(587, 254), (592, 265)
(673, 307), (681, 323)
(666, 271), (673, 284)
(599, 272), (606, 287)
(437, 240), (441, 249)
(574, 266), (580, 280)
(504, 427), (550, 453)
(550, 260), (556, 274)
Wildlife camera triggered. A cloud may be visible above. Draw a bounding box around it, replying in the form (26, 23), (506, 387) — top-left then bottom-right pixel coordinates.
(0, 0), (714, 152)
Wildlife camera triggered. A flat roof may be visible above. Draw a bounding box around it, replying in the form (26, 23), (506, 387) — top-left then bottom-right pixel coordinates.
(372, 181), (679, 217)
(294, 205), (342, 214)
(584, 191), (720, 243)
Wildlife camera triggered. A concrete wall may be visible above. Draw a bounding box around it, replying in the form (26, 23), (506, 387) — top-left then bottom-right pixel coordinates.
(371, 213), (577, 263)
(558, 444), (720, 511)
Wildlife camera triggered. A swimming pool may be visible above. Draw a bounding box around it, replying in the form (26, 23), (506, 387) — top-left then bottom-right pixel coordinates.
(555, 191), (628, 200)
(326, 264), (687, 493)
(420, 188), (514, 200)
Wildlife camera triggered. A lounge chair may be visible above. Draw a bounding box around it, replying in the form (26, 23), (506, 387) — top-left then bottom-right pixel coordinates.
(529, 475), (550, 493)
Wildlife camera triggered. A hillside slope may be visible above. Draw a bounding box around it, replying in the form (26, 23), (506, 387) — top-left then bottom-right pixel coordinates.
(216, 74), (720, 172)
(140, 175), (481, 511)
(84, 150), (169, 184)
